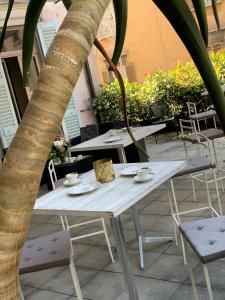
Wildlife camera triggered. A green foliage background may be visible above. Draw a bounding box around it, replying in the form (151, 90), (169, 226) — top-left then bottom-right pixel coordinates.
(92, 50), (225, 123)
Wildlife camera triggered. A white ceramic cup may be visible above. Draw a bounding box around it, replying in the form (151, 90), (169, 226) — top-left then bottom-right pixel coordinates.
(65, 173), (78, 183)
(136, 167), (150, 180)
(109, 129), (117, 136)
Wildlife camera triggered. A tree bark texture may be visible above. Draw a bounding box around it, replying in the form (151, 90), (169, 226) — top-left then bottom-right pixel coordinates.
(0, 0), (110, 298)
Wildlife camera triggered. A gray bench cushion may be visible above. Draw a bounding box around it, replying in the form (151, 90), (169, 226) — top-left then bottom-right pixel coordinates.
(173, 156), (214, 177)
(19, 231), (70, 274)
(183, 128), (224, 144)
(179, 217), (225, 264)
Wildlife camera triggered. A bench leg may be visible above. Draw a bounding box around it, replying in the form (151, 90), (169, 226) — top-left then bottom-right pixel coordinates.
(19, 282), (24, 300)
(203, 264), (213, 300)
(184, 241), (200, 300)
(69, 254), (83, 300)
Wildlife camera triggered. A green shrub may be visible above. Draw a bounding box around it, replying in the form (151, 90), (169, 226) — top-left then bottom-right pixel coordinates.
(92, 79), (149, 122)
(92, 50), (225, 123)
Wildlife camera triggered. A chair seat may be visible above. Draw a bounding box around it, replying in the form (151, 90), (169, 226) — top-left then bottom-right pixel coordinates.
(189, 110), (216, 121)
(179, 216), (225, 264)
(173, 156), (214, 177)
(19, 231), (70, 274)
(183, 128), (224, 144)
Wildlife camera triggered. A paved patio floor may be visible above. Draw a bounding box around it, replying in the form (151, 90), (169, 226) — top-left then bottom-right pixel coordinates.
(21, 134), (225, 299)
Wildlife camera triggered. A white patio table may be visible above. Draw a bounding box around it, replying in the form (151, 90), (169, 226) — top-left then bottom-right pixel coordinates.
(34, 161), (186, 300)
(69, 124), (166, 162)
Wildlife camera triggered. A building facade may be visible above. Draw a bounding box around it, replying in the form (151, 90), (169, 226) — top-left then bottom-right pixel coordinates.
(0, 1), (101, 161)
(97, 0), (225, 84)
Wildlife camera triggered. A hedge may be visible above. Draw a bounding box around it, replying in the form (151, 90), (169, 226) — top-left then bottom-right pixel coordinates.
(92, 50), (225, 123)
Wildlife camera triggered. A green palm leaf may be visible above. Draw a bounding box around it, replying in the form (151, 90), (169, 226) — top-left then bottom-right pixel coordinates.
(211, 0), (220, 29)
(191, 0), (208, 46)
(111, 0), (128, 65)
(62, 0), (72, 10)
(0, 0), (15, 52)
(22, 0), (47, 85)
(153, 0), (225, 131)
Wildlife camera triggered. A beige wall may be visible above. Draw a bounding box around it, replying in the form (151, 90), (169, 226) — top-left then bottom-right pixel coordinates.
(98, 0), (225, 84)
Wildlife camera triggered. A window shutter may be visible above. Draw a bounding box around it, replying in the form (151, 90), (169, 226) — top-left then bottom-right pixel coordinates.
(37, 21), (59, 55)
(102, 70), (110, 84)
(125, 63), (137, 82)
(61, 96), (81, 140)
(37, 21), (81, 139)
(0, 60), (18, 148)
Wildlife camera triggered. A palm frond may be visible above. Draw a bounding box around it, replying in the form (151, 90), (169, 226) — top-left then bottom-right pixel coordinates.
(111, 0), (128, 66)
(0, 0), (15, 52)
(22, 0), (47, 85)
(191, 0), (208, 46)
(153, 0), (225, 131)
(211, 0), (220, 29)
(62, 0), (72, 10)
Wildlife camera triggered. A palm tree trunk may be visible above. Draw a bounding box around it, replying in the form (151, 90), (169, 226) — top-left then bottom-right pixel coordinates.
(0, 0), (110, 298)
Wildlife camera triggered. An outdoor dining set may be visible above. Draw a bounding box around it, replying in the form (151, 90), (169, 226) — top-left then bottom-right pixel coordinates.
(19, 102), (225, 300)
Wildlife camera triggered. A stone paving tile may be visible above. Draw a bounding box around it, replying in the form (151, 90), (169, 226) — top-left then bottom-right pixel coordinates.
(169, 283), (225, 300)
(82, 270), (180, 300)
(20, 267), (67, 288)
(41, 266), (98, 296)
(26, 289), (75, 300)
(122, 214), (162, 231)
(138, 252), (200, 283)
(20, 285), (38, 298)
(27, 222), (64, 239)
(150, 215), (205, 233)
(75, 245), (116, 270)
(184, 259), (225, 290)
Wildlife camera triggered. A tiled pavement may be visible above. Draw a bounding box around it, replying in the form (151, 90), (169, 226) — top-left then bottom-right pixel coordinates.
(21, 134), (225, 299)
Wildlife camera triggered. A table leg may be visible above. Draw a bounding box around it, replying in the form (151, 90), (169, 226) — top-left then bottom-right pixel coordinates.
(132, 206), (174, 269)
(111, 217), (139, 300)
(137, 138), (149, 162)
(117, 147), (127, 163)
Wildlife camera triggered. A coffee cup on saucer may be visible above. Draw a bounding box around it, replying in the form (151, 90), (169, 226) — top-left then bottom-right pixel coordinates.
(136, 167), (150, 181)
(65, 173), (78, 184)
(109, 129), (117, 136)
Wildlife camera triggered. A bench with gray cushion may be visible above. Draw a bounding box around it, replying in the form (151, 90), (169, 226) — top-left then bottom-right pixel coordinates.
(19, 231), (83, 300)
(169, 154), (221, 266)
(173, 156), (215, 178)
(179, 217), (225, 299)
(183, 128), (224, 144)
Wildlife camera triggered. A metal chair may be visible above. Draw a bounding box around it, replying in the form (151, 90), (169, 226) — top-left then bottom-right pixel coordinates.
(187, 102), (217, 131)
(19, 231), (83, 300)
(80, 124), (99, 142)
(48, 160), (114, 262)
(168, 119), (223, 264)
(179, 216), (225, 300)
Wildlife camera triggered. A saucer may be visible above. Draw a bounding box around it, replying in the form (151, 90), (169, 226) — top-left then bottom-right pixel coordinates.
(120, 165), (150, 176)
(63, 179), (81, 186)
(134, 174), (153, 183)
(68, 182), (101, 195)
(104, 137), (122, 143)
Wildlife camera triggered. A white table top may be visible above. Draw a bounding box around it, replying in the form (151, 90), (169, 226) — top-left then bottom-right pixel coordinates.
(69, 124), (165, 152)
(34, 161), (186, 218)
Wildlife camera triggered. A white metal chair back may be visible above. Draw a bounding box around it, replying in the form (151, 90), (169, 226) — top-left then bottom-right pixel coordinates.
(46, 160), (114, 263)
(179, 119), (197, 138)
(186, 102), (197, 116)
(179, 119), (213, 161)
(48, 160), (57, 190)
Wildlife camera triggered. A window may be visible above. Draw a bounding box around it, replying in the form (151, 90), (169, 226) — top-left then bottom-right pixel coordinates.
(208, 41), (224, 53)
(101, 53), (137, 84)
